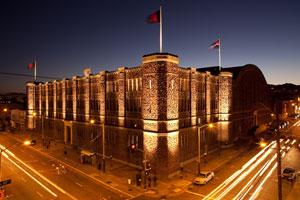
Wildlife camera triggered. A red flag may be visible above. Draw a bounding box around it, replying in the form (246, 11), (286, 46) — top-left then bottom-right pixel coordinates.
(147, 10), (160, 24)
(209, 39), (220, 49)
(27, 62), (35, 70)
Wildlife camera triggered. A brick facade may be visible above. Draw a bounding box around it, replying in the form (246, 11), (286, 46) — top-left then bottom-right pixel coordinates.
(26, 53), (271, 177)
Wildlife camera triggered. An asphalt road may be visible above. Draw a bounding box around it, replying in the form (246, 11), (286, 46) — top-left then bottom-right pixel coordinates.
(257, 120), (300, 200)
(133, 119), (300, 200)
(1, 119), (300, 200)
(2, 156), (57, 200)
(0, 133), (130, 200)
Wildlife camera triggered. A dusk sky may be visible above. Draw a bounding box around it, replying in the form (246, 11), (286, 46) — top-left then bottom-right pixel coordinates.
(0, 0), (299, 93)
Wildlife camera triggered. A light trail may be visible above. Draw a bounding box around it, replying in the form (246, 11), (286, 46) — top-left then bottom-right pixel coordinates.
(249, 161), (277, 199)
(233, 141), (292, 200)
(292, 120), (300, 127)
(0, 143), (78, 200)
(248, 139), (295, 199)
(204, 139), (293, 200)
(215, 146), (275, 200)
(234, 152), (277, 200)
(203, 141), (276, 200)
(2, 152), (58, 197)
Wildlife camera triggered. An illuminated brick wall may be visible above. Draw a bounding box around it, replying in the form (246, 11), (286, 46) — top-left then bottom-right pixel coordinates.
(45, 82), (49, 117)
(53, 80), (57, 118)
(26, 82), (36, 129)
(26, 55), (270, 177)
(62, 79), (66, 119)
(72, 76), (77, 121)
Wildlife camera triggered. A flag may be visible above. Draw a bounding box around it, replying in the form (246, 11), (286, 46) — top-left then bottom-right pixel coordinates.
(209, 39), (220, 49)
(147, 10), (160, 24)
(27, 62), (35, 70)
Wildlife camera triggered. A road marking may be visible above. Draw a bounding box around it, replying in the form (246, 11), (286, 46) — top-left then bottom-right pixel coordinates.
(0, 144), (77, 200)
(75, 182), (83, 187)
(5, 135), (134, 198)
(26, 146), (134, 198)
(41, 161), (47, 166)
(186, 190), (206, 197)
(26, 160), (39, 163)
(2, 152), (58, 198)
(36, 191), (44, 198)
(21, 176), (27, 183)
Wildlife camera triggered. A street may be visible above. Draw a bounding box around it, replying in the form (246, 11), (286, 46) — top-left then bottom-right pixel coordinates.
(0, 119), (300, 200)
(133, 120), (300, 200)
(0, 133), (132, 200)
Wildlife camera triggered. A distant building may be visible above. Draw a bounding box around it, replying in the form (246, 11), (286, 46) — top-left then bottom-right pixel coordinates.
(10, 109), (26, 131)
(26, 53), (271, 176)
(269, 83), (300, 118)
(0, 93), (26, 130)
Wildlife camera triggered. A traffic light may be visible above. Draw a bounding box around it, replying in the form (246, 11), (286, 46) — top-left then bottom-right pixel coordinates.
(129, 144), (136, 152)
(145, 162), (151, 176)
(130, 144), (136, 150)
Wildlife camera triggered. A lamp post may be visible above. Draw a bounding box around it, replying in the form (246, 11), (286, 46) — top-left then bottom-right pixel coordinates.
(90, 119), (105, 173)
(197, 123), (213, 176)
(276, 114), (282, 200)
(130, 145), (148, 189)
(41, 112), (44, 146)
(32, 112), (37, 133)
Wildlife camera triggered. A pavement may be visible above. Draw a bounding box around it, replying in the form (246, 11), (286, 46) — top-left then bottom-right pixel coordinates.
(4, 129), (251, 199)
(6, 118), (299, 200)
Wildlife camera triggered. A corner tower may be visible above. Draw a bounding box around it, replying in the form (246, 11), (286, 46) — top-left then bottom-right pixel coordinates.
(142, 53), (180, 177)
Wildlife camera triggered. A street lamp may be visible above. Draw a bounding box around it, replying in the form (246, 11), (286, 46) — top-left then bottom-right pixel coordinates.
(197, 123), (213, 176)
(129, 145), (149, 189)
(23, 140), (31, 146)
(258, 140), (267, 148)
(89, 119), (105, 173)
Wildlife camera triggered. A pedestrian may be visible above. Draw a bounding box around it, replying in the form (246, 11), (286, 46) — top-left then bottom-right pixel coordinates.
(97, 161), (101, 170)
(64, 147), (67, 156)
(153, 175), (157, 187)
(148, 176), (151, 188)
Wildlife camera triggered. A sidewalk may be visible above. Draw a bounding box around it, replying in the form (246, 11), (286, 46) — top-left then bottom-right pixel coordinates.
(150, 145), (252, 198)
(8, 131), (252, 199)
(9, 131), (143, 199)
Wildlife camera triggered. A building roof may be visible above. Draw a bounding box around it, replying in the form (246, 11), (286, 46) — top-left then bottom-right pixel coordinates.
(197, 64), (258, 79)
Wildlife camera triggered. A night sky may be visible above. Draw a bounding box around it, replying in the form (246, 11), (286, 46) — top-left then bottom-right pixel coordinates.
(1, 0), (300, 93)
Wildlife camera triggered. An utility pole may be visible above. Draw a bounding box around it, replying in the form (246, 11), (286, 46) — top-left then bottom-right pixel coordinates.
(197, 125), (201, 176)
(197, 123), (213, 176)
(276, 105), (282, 200)
(102, 124), (105, 173)
(0, 149), (2, 182)
(41, 112), (44, 146)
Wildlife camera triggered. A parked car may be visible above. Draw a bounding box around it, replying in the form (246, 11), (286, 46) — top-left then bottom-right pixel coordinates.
(282, 167), (296, 181)
(193, 171), (214, 185)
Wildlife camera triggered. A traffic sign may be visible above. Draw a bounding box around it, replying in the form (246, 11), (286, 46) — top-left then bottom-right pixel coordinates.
(0, 179), (11, 187)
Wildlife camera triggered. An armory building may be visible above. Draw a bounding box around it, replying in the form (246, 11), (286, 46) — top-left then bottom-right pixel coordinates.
(26, 53), (271, 177)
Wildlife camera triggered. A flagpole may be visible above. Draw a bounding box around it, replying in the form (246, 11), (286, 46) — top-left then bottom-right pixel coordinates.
(219, 33), (221, 71)
(160, 4), (163, 53)
(34, 60), (37, 82)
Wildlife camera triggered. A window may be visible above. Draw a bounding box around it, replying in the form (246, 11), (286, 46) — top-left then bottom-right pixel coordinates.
(127, 134), (139, 149)
(171, 79), (174, 90)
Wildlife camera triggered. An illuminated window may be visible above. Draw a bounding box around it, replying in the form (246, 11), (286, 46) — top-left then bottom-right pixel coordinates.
(171, 79), (174, 89)
(135, 78), (139, 91)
